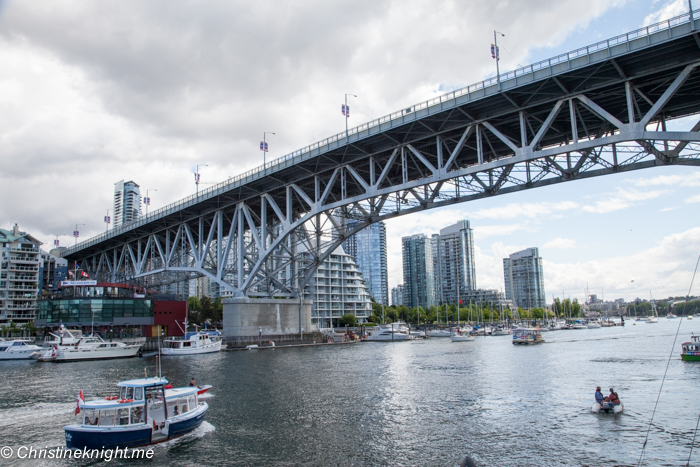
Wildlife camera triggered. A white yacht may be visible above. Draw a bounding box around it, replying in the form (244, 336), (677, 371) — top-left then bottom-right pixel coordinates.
(0, 338), (43, 360)
(587, 320), (602, 329)
(365, 324), (409, 341)
(450, 329), (475, 342)
(428, 328), (452, 338)
(34, 335), (141, 362)
(161, 330), (223, 355)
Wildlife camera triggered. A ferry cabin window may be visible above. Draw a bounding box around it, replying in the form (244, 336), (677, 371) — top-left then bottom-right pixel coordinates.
(134, 387), (143, 401)
(117, 408), (129, 426)
(99, 409), (116, 426)
(120, 387), (135, 400)
(183, 342), (192, 347)
(131, 405), (144, 424)
(84, 408), (98, 425)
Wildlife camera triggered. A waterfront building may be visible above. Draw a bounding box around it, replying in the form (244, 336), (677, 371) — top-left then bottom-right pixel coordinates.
(304, 244), (372, 328)
(503, 247), (547, 309)
(438, 220), (476, 305)
(431, 234), (442, 304)
(39, 250), (68, 294)
(391, 284), (404, 306)
(36, 282), (187, 337)
(459, 289), (511, 311)
(402, 234), (436, 309)
(0, 224), (41, 326)
(113, 180), (141, 226)
(344, 221), (388, 305)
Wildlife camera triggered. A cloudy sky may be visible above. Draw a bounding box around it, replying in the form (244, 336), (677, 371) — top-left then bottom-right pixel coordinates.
(0, 0), (698, 303)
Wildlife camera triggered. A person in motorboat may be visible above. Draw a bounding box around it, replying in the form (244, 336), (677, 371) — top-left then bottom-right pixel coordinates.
(189, 377), (197, 387)
(603, 388), (621, 408)
(594, 386), (604, 405)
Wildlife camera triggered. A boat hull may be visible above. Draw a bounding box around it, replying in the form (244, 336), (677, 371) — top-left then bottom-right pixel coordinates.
(53, 346), (142, 362)
(64, 425), (153, 450)
(681, 354), (700, 361)
(160, 340), (222, 355)
(450, 335), (475, 342)
(0, 349), (42, 360)
(591, 402), (623, 414)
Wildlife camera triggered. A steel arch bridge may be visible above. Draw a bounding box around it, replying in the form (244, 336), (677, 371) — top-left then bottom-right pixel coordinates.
(65, 11), (700, 298)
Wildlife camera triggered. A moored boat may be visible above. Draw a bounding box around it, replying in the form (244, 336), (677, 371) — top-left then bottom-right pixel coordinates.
(428, 328), (452, 338)
(35, 335), (141, 362)
(512, 327), (544, 345)
(365, 324), (410, 341)
(161, 330), (223, 356)
(65, 376), (208, 450)
(681, 334), (700, 361)
(0, 338), (43, 360)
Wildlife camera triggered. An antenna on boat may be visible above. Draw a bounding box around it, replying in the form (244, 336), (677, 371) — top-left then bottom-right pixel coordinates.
(158, 328), (163, 378)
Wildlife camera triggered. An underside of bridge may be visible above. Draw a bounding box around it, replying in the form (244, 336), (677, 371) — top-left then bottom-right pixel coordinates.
(65, 14), (700, 299)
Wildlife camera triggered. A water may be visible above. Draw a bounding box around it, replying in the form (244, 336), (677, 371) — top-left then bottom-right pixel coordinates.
(2, 319), (700, 466)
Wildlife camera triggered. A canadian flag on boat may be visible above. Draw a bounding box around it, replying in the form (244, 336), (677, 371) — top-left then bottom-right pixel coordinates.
(75, 390), (84, 416)
(51, 345), (58, 358)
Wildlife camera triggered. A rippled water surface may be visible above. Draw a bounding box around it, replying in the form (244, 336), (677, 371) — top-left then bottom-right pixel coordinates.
(3, 319), (700, 466)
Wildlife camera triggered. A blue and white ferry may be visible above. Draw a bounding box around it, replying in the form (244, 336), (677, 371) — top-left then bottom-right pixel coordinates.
(65, 377), (208, 449)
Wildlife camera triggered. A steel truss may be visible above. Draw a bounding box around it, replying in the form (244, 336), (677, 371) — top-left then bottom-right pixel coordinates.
(77, 61), (700, 297)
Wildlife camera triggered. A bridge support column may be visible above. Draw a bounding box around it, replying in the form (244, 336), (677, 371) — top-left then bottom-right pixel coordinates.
(222, 298), (313, 338)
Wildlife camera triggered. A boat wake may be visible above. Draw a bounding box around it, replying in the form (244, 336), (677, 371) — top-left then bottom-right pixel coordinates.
(0, 402), (74, 428)
(198, 393), (215, 400)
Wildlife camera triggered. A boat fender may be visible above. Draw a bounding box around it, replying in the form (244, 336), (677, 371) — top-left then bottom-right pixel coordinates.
(104, 396), (119, 400)
(118, 398), (134, 403)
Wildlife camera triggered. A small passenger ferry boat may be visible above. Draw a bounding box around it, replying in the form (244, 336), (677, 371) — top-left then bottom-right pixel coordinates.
(65, 376), (208, 449)
(681, 334), (700, 361)
(161, 330), (223, 355)
(512, 327), (544, 345)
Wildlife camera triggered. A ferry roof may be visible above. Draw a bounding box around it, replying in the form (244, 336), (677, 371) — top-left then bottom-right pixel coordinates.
(117, 377), (169, 388)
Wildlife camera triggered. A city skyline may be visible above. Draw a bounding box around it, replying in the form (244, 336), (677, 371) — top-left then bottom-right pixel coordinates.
(1, 1), (698, 303)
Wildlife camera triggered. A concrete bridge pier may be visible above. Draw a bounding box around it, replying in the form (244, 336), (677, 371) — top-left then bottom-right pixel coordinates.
(222, 297), (313, 338)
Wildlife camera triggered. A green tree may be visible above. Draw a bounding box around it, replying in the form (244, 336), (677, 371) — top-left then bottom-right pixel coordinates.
(213, 297), (223, 323)
(338, 314), (357, 327)
(200, 296), (214, 323)
(188, 296), (202, 324)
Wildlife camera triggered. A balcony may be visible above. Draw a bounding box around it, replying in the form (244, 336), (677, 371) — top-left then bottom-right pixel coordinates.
(9, 247), (39, 254)
(5, 303), (36, 310)
(7, 285), (37, 291)
(8, 265), (39, 272)
(9, 257), (39, 264)
(8, 276), (36, 281)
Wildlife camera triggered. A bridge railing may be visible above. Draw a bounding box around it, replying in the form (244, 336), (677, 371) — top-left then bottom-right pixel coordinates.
(63, 9), (698, 257)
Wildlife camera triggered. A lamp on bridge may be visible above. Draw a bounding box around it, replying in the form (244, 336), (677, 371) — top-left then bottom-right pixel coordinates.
(104, 210), (110, 233)
(261, 132), (275, 173)
(73, 223), (85, 246)
(343, 93), (357, 140)
(144, 189), (157, 216)
(492, 30), (505, 90)
(195, 164), (208, 195)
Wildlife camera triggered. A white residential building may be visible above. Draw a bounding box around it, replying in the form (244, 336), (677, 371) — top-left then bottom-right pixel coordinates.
(113, 180), (141, 226)
(0, 224), (42, 325)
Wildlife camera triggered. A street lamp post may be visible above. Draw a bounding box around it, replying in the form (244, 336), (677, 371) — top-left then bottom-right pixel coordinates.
(261, 132), (275, 173)
(53, 234), (65, 248)
(73, 224), (85, 246)
(144, 189), (157, 216)
(104, 210), (111, 233)
(493, 31), (505, 90)
(195, 165), (208, 195)
(343, 93), (357, 140)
